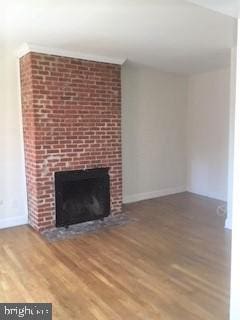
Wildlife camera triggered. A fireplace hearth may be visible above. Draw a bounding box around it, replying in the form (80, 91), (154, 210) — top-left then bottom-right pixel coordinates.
(55, 168), (110, 227)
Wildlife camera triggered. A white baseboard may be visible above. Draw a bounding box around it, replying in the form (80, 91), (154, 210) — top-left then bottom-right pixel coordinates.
(123, 186), (187, 204)
(186, 188), (227, 202)
(0, 215), (28, 230)
(225, 218), (232, 230)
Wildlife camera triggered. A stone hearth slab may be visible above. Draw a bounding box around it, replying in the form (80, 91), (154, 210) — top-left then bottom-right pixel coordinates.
(41, 213), (137, 242)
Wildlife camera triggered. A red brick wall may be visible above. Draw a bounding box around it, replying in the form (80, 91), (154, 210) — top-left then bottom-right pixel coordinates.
(20, 52), (122, 231)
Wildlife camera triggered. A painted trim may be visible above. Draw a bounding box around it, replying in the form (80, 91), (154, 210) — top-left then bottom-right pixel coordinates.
(0, 215), (28, 230)
(17, 43), (127, 65)
(123, 186), (187, 204)
(226, 47), (237, 233)
(186, 187), (227, 202)
(225, 218), (232, 230)
(16, 50), (29, 226)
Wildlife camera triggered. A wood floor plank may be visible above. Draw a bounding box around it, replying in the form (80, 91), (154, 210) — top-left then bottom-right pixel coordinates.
(0, 192), (231, 319)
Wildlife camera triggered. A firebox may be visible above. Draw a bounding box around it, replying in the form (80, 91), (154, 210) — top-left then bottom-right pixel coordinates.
(55, 168), (110, 227)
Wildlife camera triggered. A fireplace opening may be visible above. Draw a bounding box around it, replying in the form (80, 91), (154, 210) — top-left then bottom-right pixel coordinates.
(55, 168), (110, 227)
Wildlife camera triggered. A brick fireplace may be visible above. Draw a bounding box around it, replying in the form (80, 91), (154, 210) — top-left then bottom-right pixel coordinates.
(20, 52), (122, 231)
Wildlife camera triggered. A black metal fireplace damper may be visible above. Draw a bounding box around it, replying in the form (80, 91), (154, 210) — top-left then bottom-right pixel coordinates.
(55, 168), (110, 227)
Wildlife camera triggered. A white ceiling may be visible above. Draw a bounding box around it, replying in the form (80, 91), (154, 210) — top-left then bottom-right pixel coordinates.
(1, 0), (237, 74)
(188, 0), (240, 18)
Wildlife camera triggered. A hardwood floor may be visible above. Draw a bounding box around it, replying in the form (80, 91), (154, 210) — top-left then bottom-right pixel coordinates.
(0, 192), (231, 319)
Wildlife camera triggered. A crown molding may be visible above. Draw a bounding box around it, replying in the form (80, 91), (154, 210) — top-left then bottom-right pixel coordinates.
(17, 43), (127, 65)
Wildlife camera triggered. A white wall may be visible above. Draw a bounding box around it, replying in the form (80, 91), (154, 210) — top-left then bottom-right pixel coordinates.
(187, 68), (230, 201)
(226, 48), (237, 229)
(122, 62), (188, 203)
(230, 19), (240, 320)
(0, 46), (28, 229)
(122, 62), (230, 205)
(0, 54), (230, 228)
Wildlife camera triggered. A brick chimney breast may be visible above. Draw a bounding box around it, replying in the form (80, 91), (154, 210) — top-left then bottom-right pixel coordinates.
(20, 52), (122, 231)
